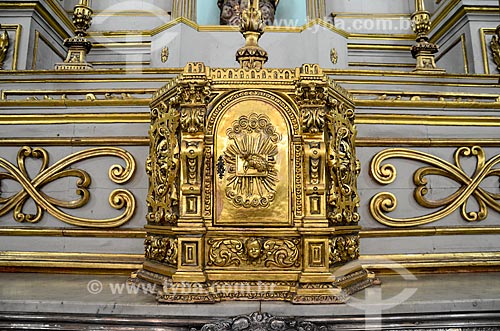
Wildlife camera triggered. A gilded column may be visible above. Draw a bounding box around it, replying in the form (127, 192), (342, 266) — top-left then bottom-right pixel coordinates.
(306, 0), (326, 20)
(172, 0), (197, 21)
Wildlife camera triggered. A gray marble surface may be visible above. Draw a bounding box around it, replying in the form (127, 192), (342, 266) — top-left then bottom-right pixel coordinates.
(0, 272), (499, 317)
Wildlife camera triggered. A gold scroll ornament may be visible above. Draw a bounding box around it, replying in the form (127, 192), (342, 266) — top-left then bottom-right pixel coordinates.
(0, 146), (136, 227)
(370, 146), (500, 227)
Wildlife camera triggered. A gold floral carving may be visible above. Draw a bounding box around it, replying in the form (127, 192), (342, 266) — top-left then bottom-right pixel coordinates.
(326, 100), (360, 225)
(207, 237), (300, 268)
(223, 113), (281, 208)
(146, 102), (180, 225)
(370, 146), (500, 227)
(329, 235), (359, 266)
(145, 235), (178, 266)
(295, 74), (326, 134)
(0, 146), (136, 227)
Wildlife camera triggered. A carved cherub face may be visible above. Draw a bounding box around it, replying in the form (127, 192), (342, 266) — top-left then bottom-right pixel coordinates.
(221, 4), (234, 20)
(246, 239), (262, 259)
(260, 3), (272, 21)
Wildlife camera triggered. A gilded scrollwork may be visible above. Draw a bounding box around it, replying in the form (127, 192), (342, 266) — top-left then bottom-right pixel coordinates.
(0, 146), (136, 227)
(207, 237), (300, 268)
(146, 101), (180, 225)
(145, 235), (178, 266)
(370, 146), (500, 227)
(325, 100), (360, 225)
(223, 113), (281, 208)
(329, 235), (360, 266)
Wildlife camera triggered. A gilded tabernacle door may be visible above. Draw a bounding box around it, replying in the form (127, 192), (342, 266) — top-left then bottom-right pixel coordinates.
(213, 93), (293, 227)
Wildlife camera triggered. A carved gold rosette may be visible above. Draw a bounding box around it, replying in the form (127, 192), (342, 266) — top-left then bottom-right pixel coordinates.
(135, 62), (375, 304)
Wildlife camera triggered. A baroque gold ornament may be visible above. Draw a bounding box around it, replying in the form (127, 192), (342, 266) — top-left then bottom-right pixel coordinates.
(134, 12), (375, 302)
(0, 146), (136, 227)
(370, 146), (500, 227)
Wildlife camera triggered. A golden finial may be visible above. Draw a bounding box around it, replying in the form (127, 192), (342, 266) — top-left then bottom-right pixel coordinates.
(235, 0), (268, 70)
(410, 0), (445, 73)
(55, 0), (93, 70)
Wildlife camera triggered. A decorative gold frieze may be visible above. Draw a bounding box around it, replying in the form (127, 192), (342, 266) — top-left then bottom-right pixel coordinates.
(207, 237), (300, 268)
(370, 146), (500, 227)
(0, 28), (9, 70)
(0, 146), (136, 227)
(145, 235), (178, 266)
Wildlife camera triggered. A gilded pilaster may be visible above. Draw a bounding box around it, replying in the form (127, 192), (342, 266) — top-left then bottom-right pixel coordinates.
(171, 0), (197, 21)
(306, 0), (326, 20)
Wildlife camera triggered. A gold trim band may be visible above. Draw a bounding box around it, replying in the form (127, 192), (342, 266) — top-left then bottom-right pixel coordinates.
(0, 114), (499, 126)
(0, 227), (145, 238)
(1, 251), (499, 274)
(361, 227), (500, 238)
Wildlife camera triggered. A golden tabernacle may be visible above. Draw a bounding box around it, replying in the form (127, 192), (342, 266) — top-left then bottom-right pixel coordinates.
(133, 0), (376, 303)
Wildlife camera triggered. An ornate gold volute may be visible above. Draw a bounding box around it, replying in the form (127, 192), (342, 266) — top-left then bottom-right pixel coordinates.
(137, 22), (376, 303)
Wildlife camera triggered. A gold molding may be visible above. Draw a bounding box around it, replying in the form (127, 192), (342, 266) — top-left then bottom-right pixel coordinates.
(0, 137), (149, 146)
(0, 251), (144, 273)
(2, 226), (499, 239)
(430, 5), (498, 45)
(357, 138), (500, 147)
(0, 146), (137, 227)
(0, 113), (149, 124)
(347, 44), (412, 51)
(361, 227), (500, 238)
(357, 114), (500, 126)
(348, 62), (414, 68)
(480, 27), (496, 75)
(1, 251), (499, 274)
(434, 33), (468, 74)
(92, 42), (151, 49)
(0, 114), (499, 126)
(2, 137), (500, 148)
(361, 252), (500, 272)
(0, 227), (146, 238)
(32, 30), (65, 69)
(333, 13), (411, 19)
(0, 3), (71, 40)
(1, 88), (155, 101)
(352, 89), (500, 106)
